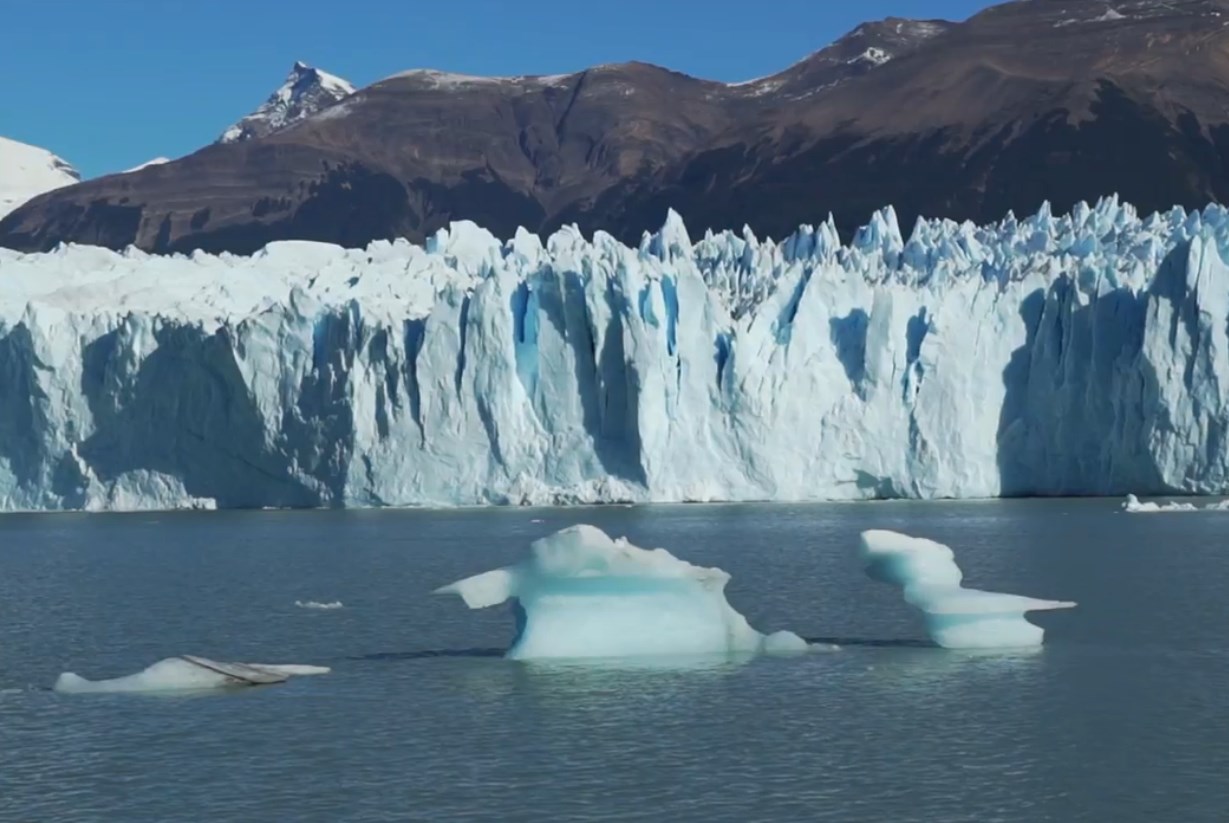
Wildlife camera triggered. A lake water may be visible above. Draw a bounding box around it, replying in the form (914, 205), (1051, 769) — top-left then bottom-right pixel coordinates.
(0, 499), (1226, 821)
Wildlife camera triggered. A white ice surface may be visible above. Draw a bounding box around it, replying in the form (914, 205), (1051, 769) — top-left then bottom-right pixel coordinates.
(53, 656), (330, 694)
(1122, 493), (1229, 512)
(4, 196), (1229, 511)
(244, 663), (331, 676)
(295, 600), (344, 609)
(436, 524), (808, 660)
(859, 529), (1077, 649)
(1123, 493), (1197, 513)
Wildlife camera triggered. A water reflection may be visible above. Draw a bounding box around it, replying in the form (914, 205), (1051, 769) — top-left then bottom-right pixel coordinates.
(856, 645), (1046, 692)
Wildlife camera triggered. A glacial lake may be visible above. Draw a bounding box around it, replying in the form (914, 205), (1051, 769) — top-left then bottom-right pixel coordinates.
(0, 499), (1226, 821)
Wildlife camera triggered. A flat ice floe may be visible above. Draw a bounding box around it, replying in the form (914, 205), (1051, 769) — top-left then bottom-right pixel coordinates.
(53, 655), (330, 694)
(1122, 494), (1229, 513)
(859, 530), (1076, 649)
(295, 599), (344, 610)
(435, 524), (808, 660)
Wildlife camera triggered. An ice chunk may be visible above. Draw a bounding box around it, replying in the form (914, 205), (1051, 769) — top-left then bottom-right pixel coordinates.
(859, 530), (1076, 649)
(1122, 493), (1225, 512)
(243, 663), (331, 676)
(295, 600), (344, 610)
(762, 630), (813, 654)
(435, 524), (808, 660)
(53, 655), (330, 694)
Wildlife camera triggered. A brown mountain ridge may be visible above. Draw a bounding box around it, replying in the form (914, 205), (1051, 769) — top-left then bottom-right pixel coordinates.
(5, 0), (1229, 254)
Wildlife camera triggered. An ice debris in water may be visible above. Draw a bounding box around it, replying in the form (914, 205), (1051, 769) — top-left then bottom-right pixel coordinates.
(295, 599), (344, 609)
(53, 655), (330, 694)
(435, 524), (809, 660)
(859, 530), (1076, 649)
(1122, 494), (1229, 513)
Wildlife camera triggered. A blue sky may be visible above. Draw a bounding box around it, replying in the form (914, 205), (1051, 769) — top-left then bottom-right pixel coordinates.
(2, 0), (995, 178)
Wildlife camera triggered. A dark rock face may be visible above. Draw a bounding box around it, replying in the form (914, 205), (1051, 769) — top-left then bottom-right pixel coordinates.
(5, 0), (1229, 253)
(217, 61), (356, 144)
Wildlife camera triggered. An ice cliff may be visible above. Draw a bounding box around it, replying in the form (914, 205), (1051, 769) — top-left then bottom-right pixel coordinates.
(2, 195), (1229, 511)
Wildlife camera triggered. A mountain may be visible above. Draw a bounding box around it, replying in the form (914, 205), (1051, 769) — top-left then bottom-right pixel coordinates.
(0, 136), (81, 221)
(0, 21), (949, 254)
(217, 61), (356, 144)
(4, 0), (1229, 254)
(2, 196), (1228, 511)
(604, 0), (1229, 244)
(731, 17), (954, 99)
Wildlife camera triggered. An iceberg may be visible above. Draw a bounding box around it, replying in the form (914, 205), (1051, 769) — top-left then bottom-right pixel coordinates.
(859, 529), (1076, 649)
(53, 655), (330, 694)
(1122, 493), (1229, 513)
(1122, 493), (1197, 513)
(435, 524), (808, 660)
(4, 196), (1229, 510)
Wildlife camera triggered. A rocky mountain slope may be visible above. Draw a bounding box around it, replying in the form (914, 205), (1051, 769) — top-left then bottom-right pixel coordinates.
(4, 0), (1228, 253)
(217, 61), (356, 144)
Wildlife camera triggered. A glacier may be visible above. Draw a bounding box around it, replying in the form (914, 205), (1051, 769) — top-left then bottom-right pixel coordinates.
(859, 529), (1077, 649)
(435, 524), (808, 660)
(3, 195), (1229, 510)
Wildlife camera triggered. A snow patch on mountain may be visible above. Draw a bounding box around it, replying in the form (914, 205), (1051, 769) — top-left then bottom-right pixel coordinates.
(731, 16), (951, 94)
(855, 47), (892, 66)
(218, 62), (355, 143)
(0, 136), (81, 220)
(383, 68), (573, 89)
(121, 157), (170, 173)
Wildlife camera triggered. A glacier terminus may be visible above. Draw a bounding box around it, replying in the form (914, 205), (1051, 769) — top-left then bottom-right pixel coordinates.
(2, 195), (1229, 512)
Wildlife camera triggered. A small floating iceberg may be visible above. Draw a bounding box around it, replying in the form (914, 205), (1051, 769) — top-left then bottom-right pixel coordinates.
(1122, 494), (1229, 513)
(295, 600), (344, 610)
(54, 655), (330, 694)
(859, 530), (1076, 650)
(435, 524), (808, 660)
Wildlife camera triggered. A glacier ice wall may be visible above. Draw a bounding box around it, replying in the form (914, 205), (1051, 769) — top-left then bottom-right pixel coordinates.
(2, 195), (1229, 510)
(859, 529), (1076, 649)
(435, 524), (807, 659)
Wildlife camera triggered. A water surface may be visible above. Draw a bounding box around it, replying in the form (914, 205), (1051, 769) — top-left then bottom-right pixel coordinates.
(0, 500), (1225, 821)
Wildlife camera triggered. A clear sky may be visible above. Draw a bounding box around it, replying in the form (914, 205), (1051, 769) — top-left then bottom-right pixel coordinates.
(1, 0), (995, 178)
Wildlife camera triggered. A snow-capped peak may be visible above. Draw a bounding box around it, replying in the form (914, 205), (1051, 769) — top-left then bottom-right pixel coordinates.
(217, 62), (356, 144)
(0, 135), (81, 220)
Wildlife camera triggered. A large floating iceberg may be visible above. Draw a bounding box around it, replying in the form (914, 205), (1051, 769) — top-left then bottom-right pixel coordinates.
(859, 530), (1076, 649)
(436, 524), (807, 660)
(4, 196), (1229, 510)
